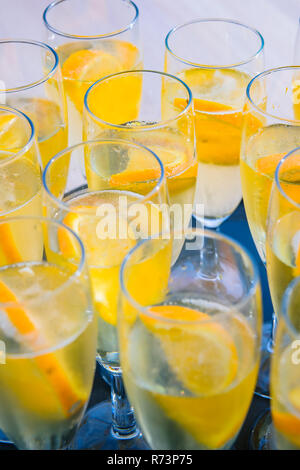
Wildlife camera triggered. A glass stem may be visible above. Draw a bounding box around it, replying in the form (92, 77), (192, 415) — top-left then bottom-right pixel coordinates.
(267, 312), (277, 353)
(110, 372), (138, 439)
(199, 228), (219, 279)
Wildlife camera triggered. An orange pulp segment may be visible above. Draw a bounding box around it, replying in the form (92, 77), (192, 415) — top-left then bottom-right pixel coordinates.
(255, 153), (286, 175)
(272, 410), (300, 447)
(256, 152), (300, 206)
(0, 280), (36, 335)
(0, 223), (22, 265)
(62, 49), (122, 82)
(141, 305), (257, 449)
(61, 44), (140, 113)
(0, 279), (83, 416)
(0, 113), (27, 150)
(143, 305), (238, 395)
(62, 49), (122, 112)
(174, 97), (261, 166)
(110, 142), (193, 185)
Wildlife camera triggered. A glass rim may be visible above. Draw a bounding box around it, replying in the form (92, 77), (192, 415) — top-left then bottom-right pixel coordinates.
(246, 65), (300, 125)
(0, 216), (86, 309)
(43, 138), (166, 215)
(281, 276), (300, 339)
(0, 39), (59, 94)
(165, 18), (264, 69)
(84, 69), (193, 131)
(0, 105), (35, 167)
(43, 0), (139, 40)
(275, 146), (300, 209)
(120, 227), (260, 324)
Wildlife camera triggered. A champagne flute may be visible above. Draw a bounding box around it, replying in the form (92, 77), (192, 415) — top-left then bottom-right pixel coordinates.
(43, 0), (142, 145)
(0, 104), (42, 446)
(240, 66), (300, 398)
(119, 227), (262, 450)
(0, 40), (67, 168)
(84, 69), (197, 263)
(252, 147), (300, 449)
(164, 18), (265, 227)
(0, 216), (96, 449)
(267, 147), (300, 320)
(271, 276), (300, 450)
(43, 138), (169, 449)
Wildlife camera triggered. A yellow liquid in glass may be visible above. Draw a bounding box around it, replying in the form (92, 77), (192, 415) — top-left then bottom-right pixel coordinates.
(0, 262), (96, 449)
(241, 124), (300, 261)
(7, 98), (67, 168)
(61, 190), (171, 366)
(272, 341), (300, 450)
(58, 40), (142, 144)
(0, 152), (42, 264)
(85, 127), (197, 231)
(267, 211), (300, 316)
(122, 303), (258, 450)
(167, 68), (251, 222)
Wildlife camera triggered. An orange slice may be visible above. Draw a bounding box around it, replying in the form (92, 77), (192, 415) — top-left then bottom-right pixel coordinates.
(110, 139), (192, 185)
(0, 280), (36, 335)
(272, 380), (300, 447)
(175, 97), (262, 166)
(60, 206), (136, 326)
(272, 410), (300, 447)
(113, 41), (140, 68)
(0, 279), (83, 416)
(0, 223), (22, 265)
(140, 305), (247, 449)
(294, 233), (300, 276)
(255, 152), (300, 178)
(62, 49), (122, 83)
(0, 113), (27, 150)
(175, 97), (243, 127)
(255, 153), (286, 176)
(62, 49), (123, 112)
(256, 152), (300, 206)
(143, 305), (238, 395)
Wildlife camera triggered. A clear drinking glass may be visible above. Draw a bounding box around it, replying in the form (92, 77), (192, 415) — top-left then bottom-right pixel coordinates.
(43, 0), (142, 145)
(0, 40), (67, 168)
(164, 18), (265, 228)
(120, 228), (262, 450)
(0, 105), (42, 254)
(250, 147), (300, 449)
(271, 276), (300, 449)
(43, 138), (169, 449)
(267, 147), (300, 321)
(0, 216), (96, 449)
(84, 69), (197, 255)
(241, 66), (300, 398)
(0, 105), (42, 446)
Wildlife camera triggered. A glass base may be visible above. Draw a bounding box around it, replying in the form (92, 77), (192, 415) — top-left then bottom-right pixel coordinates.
(249, 409), (274, 450)
(71, 401), (150, 450)
(255, 322), (272, 399)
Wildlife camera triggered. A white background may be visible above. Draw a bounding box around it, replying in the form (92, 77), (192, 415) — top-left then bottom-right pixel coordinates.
(0, 0), (299, 70)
